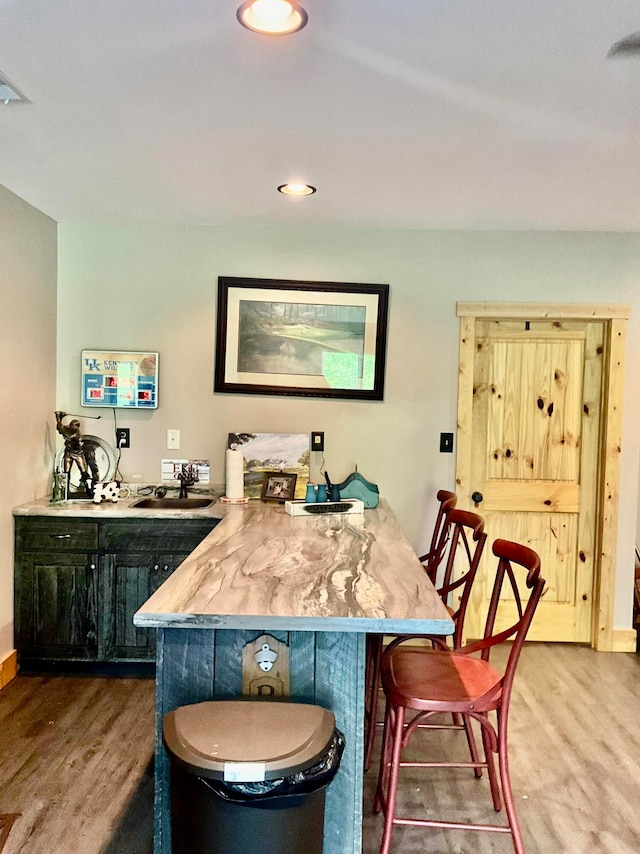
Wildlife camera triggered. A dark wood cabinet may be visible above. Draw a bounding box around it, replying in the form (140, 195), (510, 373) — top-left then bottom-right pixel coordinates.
(15, 518), (99, 662)
(15, 515), (218, 665)
(19, 551), (99, 660)
(102, 552), (185, 659)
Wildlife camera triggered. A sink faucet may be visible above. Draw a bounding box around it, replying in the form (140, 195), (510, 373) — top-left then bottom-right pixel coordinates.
(176, 463), (199, 499)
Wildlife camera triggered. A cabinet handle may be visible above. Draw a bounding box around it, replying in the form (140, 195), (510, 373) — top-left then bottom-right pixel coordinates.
(153, 564), (160, 572)
(164, 565), (170, 572)
(89, 563), (96, 570)
(50, 533), (72, 539)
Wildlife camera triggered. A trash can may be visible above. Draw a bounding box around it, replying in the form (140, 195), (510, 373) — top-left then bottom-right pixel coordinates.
(163, 700), (345, 854)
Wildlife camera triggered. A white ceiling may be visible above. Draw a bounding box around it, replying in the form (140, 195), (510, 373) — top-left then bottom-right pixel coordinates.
(1, 0), (639, 230)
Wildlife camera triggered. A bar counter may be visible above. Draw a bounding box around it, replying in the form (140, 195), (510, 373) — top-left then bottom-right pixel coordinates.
(134, 498), (454, 853)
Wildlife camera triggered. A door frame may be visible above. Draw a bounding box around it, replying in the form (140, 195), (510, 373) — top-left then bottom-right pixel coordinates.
(456, 302), (631, 652)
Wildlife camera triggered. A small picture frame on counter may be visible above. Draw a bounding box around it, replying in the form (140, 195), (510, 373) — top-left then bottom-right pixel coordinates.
(261, 471), (298, 503)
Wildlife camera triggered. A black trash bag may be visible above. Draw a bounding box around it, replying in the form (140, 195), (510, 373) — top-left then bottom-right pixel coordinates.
(201, 729), (345, 803)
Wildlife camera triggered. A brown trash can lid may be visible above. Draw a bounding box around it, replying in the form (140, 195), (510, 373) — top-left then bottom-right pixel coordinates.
(163, 700), (336, 782)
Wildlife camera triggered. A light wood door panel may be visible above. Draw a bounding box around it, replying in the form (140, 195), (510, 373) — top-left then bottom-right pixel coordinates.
(463, 319), (603, 642)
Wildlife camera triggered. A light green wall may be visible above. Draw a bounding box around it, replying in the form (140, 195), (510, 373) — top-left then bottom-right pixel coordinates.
(0, 186), (57, 658)
(57, 223), (640, 631)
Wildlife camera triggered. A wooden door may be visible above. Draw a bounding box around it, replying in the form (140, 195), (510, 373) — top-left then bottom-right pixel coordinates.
(456, 304), (628, 649)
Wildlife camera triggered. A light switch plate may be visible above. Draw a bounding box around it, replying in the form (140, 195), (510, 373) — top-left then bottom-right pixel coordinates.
(167, 429), (180, 450)
(440, 432), (454, 453)
(311, 431), (324, 452)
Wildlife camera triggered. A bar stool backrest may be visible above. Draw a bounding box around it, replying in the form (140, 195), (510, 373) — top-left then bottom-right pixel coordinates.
(420, 489), (457, 584)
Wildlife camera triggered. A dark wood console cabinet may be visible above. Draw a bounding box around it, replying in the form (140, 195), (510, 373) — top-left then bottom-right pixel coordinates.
(14, 516), (219, 665)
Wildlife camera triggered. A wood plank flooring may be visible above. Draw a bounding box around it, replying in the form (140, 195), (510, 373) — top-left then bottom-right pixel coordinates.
(0, 673), (155, 854)
(363, 643), (640, 853)
(1, 644), (639, 853)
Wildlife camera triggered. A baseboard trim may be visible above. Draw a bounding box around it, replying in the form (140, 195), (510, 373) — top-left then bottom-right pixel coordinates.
(612, 629), (637, 653)
(0, 650), (17, 690)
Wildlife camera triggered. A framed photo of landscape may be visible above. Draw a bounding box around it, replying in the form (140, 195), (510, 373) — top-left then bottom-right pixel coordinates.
(214, 277), (389, 400)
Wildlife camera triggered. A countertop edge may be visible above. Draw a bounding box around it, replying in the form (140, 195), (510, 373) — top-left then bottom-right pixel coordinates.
(133, 612), (455, 633)
(12, 496), (229, 521)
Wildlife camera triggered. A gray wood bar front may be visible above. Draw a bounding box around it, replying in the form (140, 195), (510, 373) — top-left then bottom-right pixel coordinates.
(135, 499), (454, 854)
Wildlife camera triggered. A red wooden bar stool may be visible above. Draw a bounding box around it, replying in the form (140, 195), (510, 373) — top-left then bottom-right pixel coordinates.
(374, 538), (545, 854)
(364, 490), (457, 771)
(364, 500), (486, 771)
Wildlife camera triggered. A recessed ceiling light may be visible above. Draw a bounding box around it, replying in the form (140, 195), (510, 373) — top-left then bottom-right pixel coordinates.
(237, 0), (308, 35)
(277, 183), (316, 196)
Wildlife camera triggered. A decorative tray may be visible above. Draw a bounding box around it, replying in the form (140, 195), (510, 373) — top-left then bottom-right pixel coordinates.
(284, 498), (365, 516)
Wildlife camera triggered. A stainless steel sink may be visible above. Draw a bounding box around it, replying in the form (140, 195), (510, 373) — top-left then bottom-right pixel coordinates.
(131, 497), (215, 510)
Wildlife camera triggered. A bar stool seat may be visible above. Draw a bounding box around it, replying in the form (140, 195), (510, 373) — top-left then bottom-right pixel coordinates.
(383, 648), (502, 712)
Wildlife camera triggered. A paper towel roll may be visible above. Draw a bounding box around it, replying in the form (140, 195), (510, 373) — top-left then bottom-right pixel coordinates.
(225, 449), (245, 499)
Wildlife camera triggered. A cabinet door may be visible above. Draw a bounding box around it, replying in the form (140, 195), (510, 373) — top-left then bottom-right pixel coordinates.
(19, 553), (98, 660)
(102, 553), (183, 660)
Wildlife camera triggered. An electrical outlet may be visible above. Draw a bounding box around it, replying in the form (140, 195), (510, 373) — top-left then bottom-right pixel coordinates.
(116, 428), (130, 448)
(311, 431), (324, 452)
(167, 429), (180, 450)
(440, 432), (454, 453)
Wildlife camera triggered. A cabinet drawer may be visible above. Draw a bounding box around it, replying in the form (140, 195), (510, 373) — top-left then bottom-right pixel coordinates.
(100, 519), (218, 554)
(17, 518), (99, 552)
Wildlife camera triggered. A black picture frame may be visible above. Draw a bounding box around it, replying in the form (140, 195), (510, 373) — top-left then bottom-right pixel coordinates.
(261, 471), (298, 502)
(214, 277), (389, 400)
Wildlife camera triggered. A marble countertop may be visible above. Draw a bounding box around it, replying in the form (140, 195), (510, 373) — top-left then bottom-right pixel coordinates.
(12, 494), (225, 521)
(133, 499), (454, 635)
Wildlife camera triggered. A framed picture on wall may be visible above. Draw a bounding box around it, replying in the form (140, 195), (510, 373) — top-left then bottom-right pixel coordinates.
(214, 277), (389, 400)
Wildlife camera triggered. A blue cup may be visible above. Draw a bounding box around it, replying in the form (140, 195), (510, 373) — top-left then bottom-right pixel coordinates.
(329, 484), (341, 502)
(305, 483), (317, 503)
(316, 484), (328, 502)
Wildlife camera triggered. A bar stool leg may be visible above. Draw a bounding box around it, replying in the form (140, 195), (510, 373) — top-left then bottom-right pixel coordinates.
(378, 703), (405, 854)
(497, 709), (526, 854)
(480, 716), (502, 811)
(364, 635), (383, 771)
